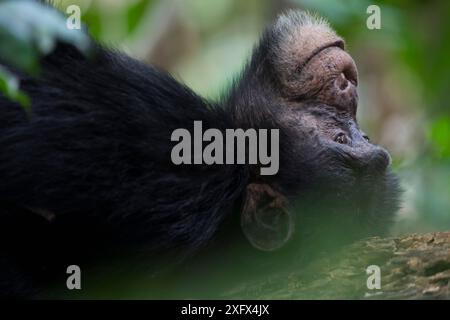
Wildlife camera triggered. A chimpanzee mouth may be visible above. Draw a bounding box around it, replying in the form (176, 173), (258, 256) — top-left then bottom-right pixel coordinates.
(299, 167), (401, 228)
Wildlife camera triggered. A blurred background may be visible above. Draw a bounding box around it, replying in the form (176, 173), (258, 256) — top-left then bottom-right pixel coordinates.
(42, 0), (450, 297)
(52, 0), (450, 235)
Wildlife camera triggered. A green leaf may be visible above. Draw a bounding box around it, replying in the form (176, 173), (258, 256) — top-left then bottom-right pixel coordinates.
(430, 117), (450, 159)
(0, 66), (30, 112)
(0, 0), (93, 110)
(0, 0), (92, 73)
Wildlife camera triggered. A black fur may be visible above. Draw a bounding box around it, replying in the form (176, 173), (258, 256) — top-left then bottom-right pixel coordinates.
(0, 42), (252, 296)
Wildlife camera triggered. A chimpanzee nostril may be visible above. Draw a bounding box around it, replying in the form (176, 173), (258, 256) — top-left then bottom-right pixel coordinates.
(335, 73), (349, 91)
(343, 64), (358, 86)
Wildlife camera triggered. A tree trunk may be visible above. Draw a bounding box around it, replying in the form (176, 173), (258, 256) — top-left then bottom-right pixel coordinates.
(221, 231), (450, 299)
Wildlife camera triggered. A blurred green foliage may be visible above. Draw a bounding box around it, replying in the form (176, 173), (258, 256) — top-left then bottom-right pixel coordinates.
(430, 117), (450, 159)
(0, 66), (30, 111)
(0, 0), (91, 110)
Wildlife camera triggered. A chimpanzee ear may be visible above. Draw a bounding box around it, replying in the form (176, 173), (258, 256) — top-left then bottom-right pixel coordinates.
(241, 183), (295, 251)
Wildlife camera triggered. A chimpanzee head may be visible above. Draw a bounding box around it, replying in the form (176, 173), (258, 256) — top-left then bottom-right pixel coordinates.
(228, 11), (402, 251)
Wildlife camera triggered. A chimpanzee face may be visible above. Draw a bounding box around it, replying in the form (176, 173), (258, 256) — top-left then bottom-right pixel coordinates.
(277, 102), (400, 242)
(281, 104), (391, 179)
(239, 11), (401, 251)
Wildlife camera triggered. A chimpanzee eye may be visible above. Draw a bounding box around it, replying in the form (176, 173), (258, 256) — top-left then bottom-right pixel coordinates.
(334, 133), (348, 144)
(363, 135), (370, 142)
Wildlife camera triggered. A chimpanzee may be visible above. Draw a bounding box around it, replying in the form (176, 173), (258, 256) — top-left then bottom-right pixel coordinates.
(0, 10), (401, 298)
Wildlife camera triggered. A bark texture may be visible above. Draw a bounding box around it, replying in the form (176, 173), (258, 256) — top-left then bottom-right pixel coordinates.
(221, 232), (450, 299)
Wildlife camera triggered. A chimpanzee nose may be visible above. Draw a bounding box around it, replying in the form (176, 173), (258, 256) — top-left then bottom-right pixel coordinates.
(367, 147), (391, 173)
(331, 63), (358, 115)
